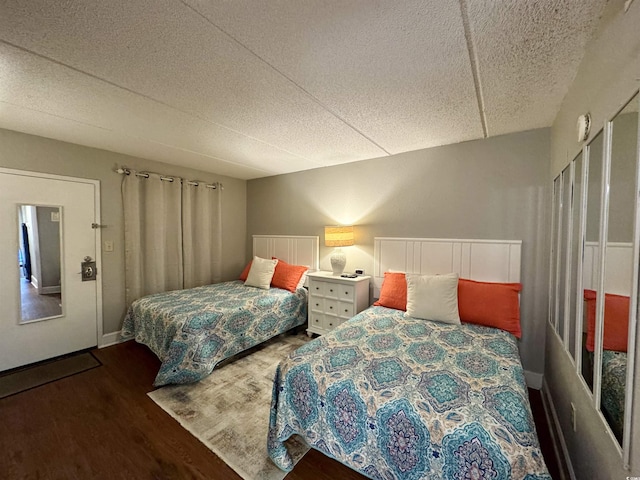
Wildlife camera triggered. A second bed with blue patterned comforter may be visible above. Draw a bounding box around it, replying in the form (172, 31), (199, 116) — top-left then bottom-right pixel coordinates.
(268, 306), (550, 479)
(122, 281), (307, 386)
(601, 349), (626, 442)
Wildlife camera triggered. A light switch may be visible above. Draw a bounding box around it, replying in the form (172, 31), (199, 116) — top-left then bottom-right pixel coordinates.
(104, 240), (114, 252)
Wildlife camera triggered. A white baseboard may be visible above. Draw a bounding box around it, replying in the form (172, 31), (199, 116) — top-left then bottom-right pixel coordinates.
(525, 370), (543, 389)
(39, 285), (61, 294)
(541, 380), (575, 480)
(99, 330), (129, 348)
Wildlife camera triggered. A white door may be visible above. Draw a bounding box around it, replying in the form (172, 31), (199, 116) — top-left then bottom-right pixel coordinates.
(0, 168), (101, 372)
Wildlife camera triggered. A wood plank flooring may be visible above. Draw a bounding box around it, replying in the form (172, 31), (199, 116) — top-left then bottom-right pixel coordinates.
(20, 278), (62, 321)
(0, 340), (560, 479)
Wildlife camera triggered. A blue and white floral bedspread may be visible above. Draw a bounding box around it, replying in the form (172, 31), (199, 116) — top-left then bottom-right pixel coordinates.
(268, 306), (550, 479)
(601, 350), (626, 441)
(122, 281), (307, 386)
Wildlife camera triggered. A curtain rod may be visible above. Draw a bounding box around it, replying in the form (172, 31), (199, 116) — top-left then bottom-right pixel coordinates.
(115, 167), (223, 190)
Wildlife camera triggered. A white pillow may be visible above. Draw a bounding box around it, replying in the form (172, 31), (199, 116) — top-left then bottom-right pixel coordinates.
(296, 269), (309, 290)
(405, 273), (460, 324)
(245, 256), (278, 289)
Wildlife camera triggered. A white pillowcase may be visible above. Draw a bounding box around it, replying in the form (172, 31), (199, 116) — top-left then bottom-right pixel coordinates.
(296, 269), (310, 290)
(244, 256), (278, 289)
(405, 273), (461, 324)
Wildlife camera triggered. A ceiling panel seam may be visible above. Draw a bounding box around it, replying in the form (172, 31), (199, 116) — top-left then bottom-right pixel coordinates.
(0, 97), (273, 175)
(459, 0), (488, 139)
(0, 98), (117, 130)
(180, 0), (391, 157)
(0, 39), (313, 165)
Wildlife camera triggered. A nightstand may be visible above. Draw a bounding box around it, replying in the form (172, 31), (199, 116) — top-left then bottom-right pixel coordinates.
(306, 271), (370, 336)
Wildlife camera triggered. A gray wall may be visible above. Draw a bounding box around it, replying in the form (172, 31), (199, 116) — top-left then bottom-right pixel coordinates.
(547, 0), (640, 477)
(248, 128), (550, 375)
(0, 128), (247, 335)
(36, 206), (61, 288)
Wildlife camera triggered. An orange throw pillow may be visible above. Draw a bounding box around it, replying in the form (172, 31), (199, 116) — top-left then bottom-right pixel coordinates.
(271, 259), (308, 292)
(584, 289), (629, 352)
(374, 272), (407, 311)
(458, 278), (522, 338)
(239, 260), (252, 281)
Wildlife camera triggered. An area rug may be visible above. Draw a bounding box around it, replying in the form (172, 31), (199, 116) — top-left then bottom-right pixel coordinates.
(148, 332), (311, 480)
(0, 351), (101, 399)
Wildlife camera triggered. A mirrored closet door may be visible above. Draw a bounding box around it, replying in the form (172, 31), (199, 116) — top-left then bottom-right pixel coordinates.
(582, 129), (604, 393)
(550, 175), (561, 331)
(597, 93), (639, 448)
(550, 91), (640, 466)
(567, 154), (583, 362)
(557, 166), (572, 344)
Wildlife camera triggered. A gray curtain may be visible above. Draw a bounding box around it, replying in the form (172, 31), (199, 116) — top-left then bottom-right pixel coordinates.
(123, 172), (223, 306)
(182, 182), (222, 289)
(123, 172), (183, 307)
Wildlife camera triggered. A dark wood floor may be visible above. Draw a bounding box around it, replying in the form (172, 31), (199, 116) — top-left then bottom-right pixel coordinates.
(0, 341), (560, 479)
(20, 278), (62, 321)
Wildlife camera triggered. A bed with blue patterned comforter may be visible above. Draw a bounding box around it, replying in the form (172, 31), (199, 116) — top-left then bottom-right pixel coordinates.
(601, 349), (626, 442)
(268, 306), (550, 479)
(122, 281), (307, 386)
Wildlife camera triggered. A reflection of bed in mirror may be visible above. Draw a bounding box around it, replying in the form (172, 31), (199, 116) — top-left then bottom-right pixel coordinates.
(582, 241), (631, 442)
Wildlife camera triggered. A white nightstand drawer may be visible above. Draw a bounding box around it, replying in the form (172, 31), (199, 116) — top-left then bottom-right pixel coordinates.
(324, 283), (339, 298)
(337, 301), (355, 319)
(309, 313), (324, 329)
(309, 280), (325, 296)
(338, 285), (355, 301)
(324, 315), (339, 330)
(309, 296), (324, 312)
(324, 299), (338, 315)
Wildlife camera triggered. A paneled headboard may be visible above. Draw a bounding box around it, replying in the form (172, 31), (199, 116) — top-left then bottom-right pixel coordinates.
(583, 241), (633, 295)
(373, 237), (522, 298)
(253, 235), (319, 270)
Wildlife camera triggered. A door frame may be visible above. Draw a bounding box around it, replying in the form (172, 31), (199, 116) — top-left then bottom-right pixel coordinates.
(0, 167), (103, 345)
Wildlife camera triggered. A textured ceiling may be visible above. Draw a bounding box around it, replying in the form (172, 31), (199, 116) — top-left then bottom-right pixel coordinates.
(0, 0), (607, 180)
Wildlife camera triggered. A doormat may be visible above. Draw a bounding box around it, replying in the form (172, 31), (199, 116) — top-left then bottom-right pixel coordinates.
(148, 333), (311, 480)
(0, 351), (101, 399)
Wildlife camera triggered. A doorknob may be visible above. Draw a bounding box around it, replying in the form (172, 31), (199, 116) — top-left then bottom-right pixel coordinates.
(80, 257), (97, 281)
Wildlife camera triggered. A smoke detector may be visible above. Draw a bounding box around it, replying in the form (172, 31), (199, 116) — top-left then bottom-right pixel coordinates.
(577, 113), (591, 142)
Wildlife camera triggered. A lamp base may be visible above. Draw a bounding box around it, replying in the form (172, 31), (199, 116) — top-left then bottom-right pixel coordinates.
(330, 248), (347, 275)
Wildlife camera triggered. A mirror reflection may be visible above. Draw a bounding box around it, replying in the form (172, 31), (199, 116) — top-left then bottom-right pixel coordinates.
(567, 154), (583, 360)
(557, 167), (571, 341)
(551, 175), (561, 331)
(18, 205), (63, 323)
(599, 93), (638, 443)
(582, 129), (604, 392)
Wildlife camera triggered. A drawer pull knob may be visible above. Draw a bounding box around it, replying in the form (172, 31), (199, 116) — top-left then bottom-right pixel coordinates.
(329, 323), (333, 327)
(330, 289), (334, 292)
(315, 303), (319, 306)
(329, 306), (333, 309)
(345, 291), (349, 295)
(315, 319), (319, 322)
(344, 309), (348, 313)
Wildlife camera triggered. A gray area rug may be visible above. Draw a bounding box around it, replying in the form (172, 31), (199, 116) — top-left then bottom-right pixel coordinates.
(149, 332), (311, 480)
(0, 351), (101, 399)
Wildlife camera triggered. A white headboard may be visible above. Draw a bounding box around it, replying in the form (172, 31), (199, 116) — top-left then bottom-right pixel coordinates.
(583, 241), (632, 295)
(253, 235), (319, 270)
(373, 237), (522, 298)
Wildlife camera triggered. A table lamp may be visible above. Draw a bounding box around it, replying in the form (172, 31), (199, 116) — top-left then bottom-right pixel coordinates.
(324, 225), (354, 275)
